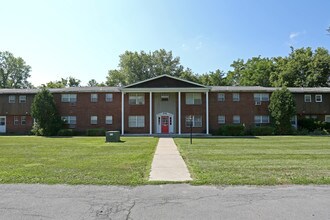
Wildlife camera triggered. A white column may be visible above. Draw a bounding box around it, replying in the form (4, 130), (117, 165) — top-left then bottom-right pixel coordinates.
(121, 92), (124, 135)
(178, 91), (181, 135)
(149, 92), (152, 135)
(206, 91), (209, 135)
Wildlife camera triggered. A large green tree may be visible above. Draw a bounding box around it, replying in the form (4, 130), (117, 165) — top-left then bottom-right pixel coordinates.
(106, 49), (184, 86)
(269, 87), (296, 134)
(270, 47), (330, 87)
(199, 69), (229, 86)
(31, 88), (62, 136)
(43, 76), (81, 88)
(227, 57), (274, 86)
(0, 51), (32, 88)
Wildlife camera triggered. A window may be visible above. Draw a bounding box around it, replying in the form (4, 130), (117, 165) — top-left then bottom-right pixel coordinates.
(90, 116), (98, 125)
(91, 94), (98, 102)
(254, 115), (270, 124)
(129, 93), (145, 105)
(61, 116), (77, 125)
(304, 94), (311, 102)
(218, 93), (225, 102)
(21, 116), (26, 125)
(161, 94), (169, 101)
(105, 116), (113, 125)
(233, 115), (240, 124)
(14, 116), (19, 125)
(218, 115), (225, 124)
(254, 93), (269, 102)
(185, 115), (202, 127)
(61, 94), (77, 103)
(9, 95), (15, 103)
(232, 93), (240, 102)
(129, 116), (145, 127)
(105, 93), (113, 102)
(315, 94), (322, 102)
(19, 95), (26, 103)
(186, 93), (202, 105)
(325, 115), (330, 123)
(291, 115), (297, 128)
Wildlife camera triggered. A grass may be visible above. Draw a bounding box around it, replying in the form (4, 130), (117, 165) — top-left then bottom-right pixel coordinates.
(0, 136), (158, 185)
(175, 136), (330, 185)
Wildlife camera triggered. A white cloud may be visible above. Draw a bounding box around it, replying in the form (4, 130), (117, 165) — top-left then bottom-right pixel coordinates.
(287, 31), (306, 46)
(289, 32), (300, 39)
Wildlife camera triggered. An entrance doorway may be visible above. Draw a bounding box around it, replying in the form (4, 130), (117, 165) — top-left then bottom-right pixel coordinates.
(156, 112), (174, 134)
(161, 116), (169, 133)
(0, 116), (6, 133)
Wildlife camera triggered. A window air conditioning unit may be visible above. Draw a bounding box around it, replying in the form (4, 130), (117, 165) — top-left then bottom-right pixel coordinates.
(255, 101), (261, 105)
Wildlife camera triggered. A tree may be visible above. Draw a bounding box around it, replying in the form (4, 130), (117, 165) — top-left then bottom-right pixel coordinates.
(199, 69), (229, 86)
(226, 59), (245, 86)
(0, 51), (32, 88)
(43, 76), (81, 88)
(87, 79), (99, 87)
(106, 49), (184, 86)
(67, 76), (81, 87)
(269, 87), (296, 134)
(31, 88), (62, 136)
(270, 47), (330, 87)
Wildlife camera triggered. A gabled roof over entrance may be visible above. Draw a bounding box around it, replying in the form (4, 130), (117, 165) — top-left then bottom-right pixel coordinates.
(124, 74), (206, 88)
(122, 74), (209, 92)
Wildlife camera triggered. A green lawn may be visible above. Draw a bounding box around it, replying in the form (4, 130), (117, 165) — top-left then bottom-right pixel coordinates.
(175, 136), (330, 185)
(0, 136), (158, 185)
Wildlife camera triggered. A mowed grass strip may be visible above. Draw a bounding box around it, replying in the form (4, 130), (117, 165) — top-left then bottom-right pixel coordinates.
(0, 136), (158, 185)
(175, 136), (330, 185)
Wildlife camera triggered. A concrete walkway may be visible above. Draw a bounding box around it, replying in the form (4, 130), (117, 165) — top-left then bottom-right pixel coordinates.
(149, 137), (192, 181)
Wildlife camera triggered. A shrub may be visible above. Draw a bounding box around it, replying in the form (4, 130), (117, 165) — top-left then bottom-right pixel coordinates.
(31, 122), (44, 136)
(250, 126), (275, 136)
(86, 128), (106, 136)
(298, 118), (329, 132)
(218, 125), (245, 136)
(57, 129), (74, 136)
(310, 128), (329, 136)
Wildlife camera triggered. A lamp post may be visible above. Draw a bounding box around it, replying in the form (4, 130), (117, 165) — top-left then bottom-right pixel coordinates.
(188, 115), (193, 144)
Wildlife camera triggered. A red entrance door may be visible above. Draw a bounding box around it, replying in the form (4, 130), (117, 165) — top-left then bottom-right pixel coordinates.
(161, 116), (169, 133)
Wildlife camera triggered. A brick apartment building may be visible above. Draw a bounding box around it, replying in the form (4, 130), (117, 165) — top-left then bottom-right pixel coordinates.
(0, 75), (329, 135)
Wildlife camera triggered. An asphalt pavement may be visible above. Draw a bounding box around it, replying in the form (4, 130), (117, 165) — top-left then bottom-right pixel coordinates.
(0, 184), (329, 220)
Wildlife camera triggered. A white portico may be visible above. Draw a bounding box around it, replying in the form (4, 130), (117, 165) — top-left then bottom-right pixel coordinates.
(120, 75), (210, 135)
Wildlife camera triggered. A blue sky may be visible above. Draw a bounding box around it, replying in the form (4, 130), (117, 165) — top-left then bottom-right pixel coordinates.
(1, 0), (329, 86)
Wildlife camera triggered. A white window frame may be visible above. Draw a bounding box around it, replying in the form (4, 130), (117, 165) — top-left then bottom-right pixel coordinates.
(105, 116), (113, 125)
(254, 115), (270, 124)
(19, 95), (27, 103)
(9, 95), (15, 103)
(186, 93), (202, 105)
(129, 93), (145, 105)
(233, 115), (240, 124)
(232, 93), (240, 102)
(91, 94), (98, 102)
(21, 116), (26, 125)
(218, 115), (225, 124)
(105, 93), (113, 102)
(185, 115), (202, 127)
(14, 116), (19, 125)
(61, 94), (77, 103)
(128, 116), (145, 128)
(315, 94), (322, 103)
(325, 115), (330, 123)
(61, 116), (77, 125)
(217, 93), (225, 102)
(254, 93), (269, 102)
(304, 94), (311, 103)
(90, 116), (98, 125)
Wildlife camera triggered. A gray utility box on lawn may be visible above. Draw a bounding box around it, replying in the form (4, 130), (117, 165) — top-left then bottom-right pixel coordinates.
(106, 131), (120, 142)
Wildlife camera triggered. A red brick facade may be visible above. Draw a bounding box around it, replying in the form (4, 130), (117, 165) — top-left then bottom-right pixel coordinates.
(0, 75), (329, 135)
